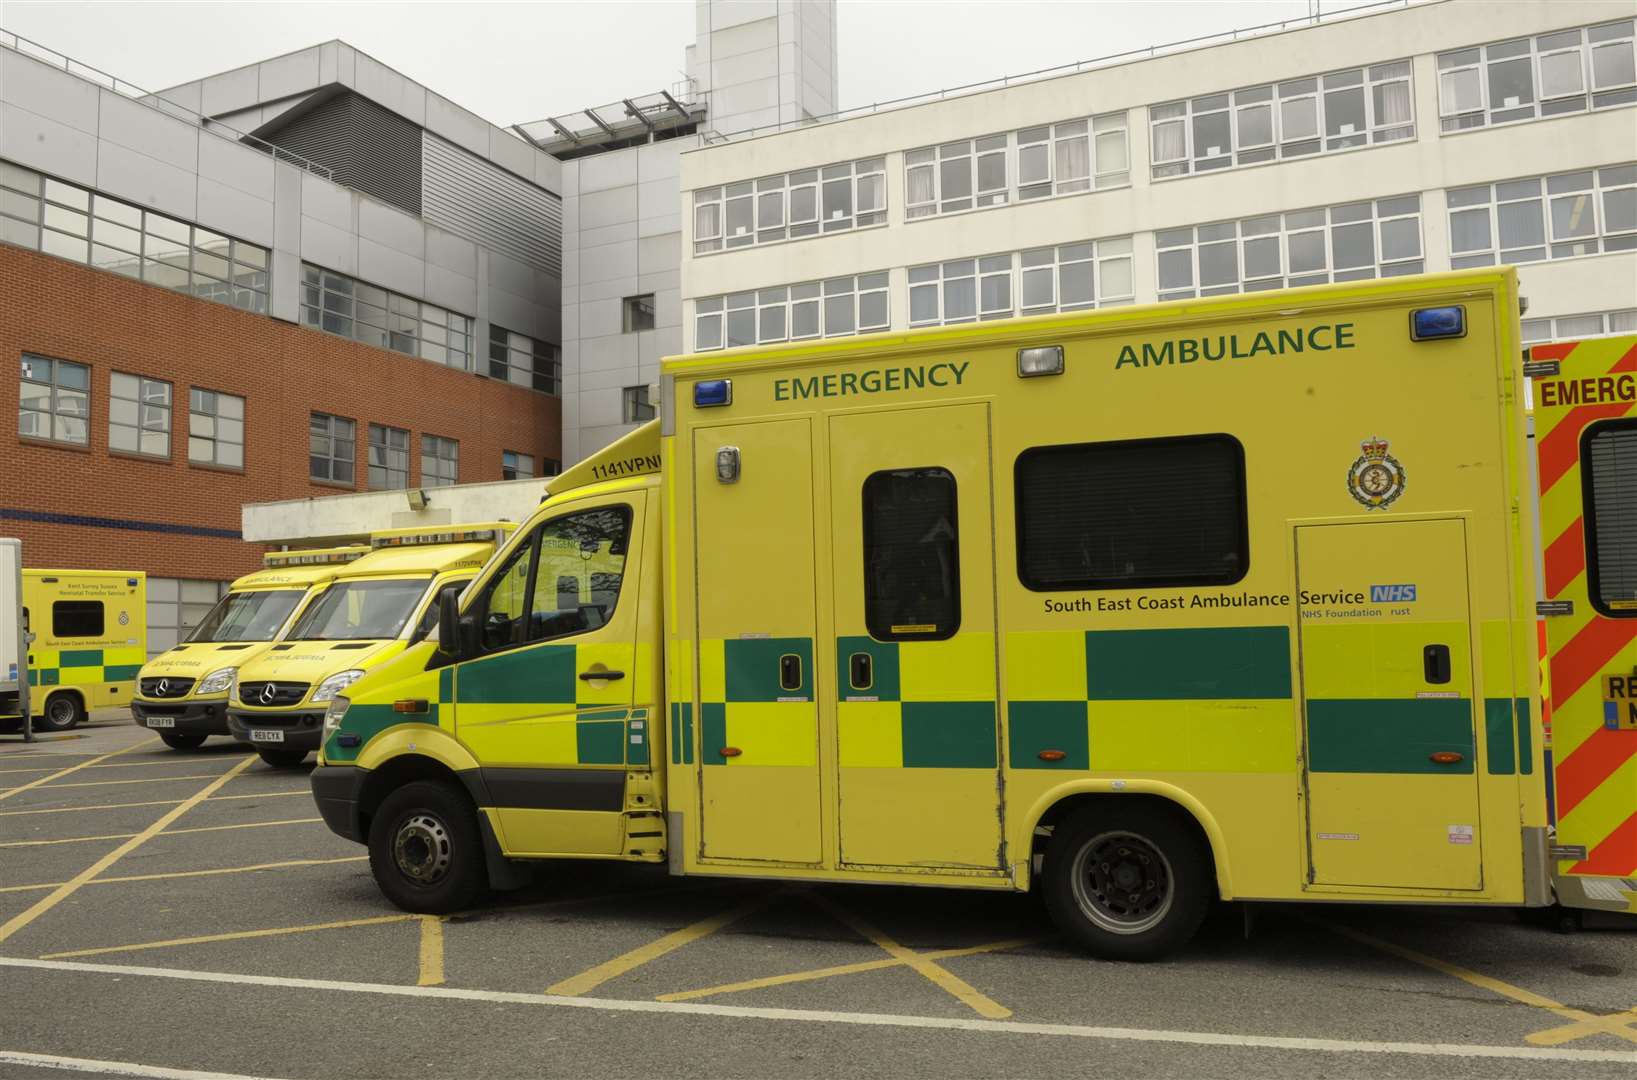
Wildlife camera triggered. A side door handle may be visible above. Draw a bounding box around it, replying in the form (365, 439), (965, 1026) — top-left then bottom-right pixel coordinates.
(578, 669), (625, 681)
(1423, 644), (1451, 685)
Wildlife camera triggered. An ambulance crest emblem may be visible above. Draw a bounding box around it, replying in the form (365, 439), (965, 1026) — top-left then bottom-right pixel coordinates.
(1347, 436), (1406, 510)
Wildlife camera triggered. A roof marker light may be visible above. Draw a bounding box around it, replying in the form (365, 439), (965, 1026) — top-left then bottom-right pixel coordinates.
(1018, 346), (1064, 377)
(1411, 306), (1465, 341)
(695, 379), (732, 407)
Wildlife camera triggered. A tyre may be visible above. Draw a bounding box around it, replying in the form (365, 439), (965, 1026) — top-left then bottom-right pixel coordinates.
(34, 693), (85, 733)
(159, 732), (208, 751)
(1042, 801), (1214, 961)
(368, 780), (488, 914)
(257, 748), (309, 768)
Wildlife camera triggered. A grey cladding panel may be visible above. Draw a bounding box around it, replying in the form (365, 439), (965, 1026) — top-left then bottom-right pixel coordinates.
(263, 92), (422, 215)
(422, 131), (561, 280)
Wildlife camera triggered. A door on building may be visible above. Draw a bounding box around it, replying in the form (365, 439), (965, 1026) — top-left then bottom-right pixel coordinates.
(1296, 517), (1483, 890)
(694, 418), (823, 864)
(829, 403), (1004, 871)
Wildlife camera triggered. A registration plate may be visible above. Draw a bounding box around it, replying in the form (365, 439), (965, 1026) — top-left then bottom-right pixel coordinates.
(147, 717), (175, 729)
(248, 728), (284, 743)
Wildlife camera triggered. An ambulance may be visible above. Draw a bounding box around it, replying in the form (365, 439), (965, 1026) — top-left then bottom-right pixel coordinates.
(6, 569), (146, 732)
(311, 269), (1635, 959)
(227, 525), (508, 767)
(132, 547), (366, 751)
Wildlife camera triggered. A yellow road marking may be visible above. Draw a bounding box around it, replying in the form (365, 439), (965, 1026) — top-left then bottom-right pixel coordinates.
(0, 754), (254, 945)
(546, 891), (780, 997)
(0, 789), (306, 817)
(418, 916), (447, 986)
(1528, 1008), (1637, 1046)
(809, 893), (1013, 1020)
(658, 936), (1041, 1002)
(0, 816), (323, 849)
(5, 772), (226, 791)
(0, 757), (229, 775)
(1317, 920), (1637, 1047)
(40, 913), (418, 959)
(0, 737), (158, 804)
(0, 855), (367, 894)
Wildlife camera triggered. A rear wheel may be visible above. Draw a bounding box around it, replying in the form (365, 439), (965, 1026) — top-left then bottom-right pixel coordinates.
(159, 732), (208, 751)
(368, 780), (488, 914)
(1042, 802), (1214, 961)
(257, 748), (308, 768)
(35, 693), (85, 732)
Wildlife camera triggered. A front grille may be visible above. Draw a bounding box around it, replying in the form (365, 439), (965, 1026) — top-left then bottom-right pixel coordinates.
(237, 681), (310, 707)
(140, 677), (195, 699)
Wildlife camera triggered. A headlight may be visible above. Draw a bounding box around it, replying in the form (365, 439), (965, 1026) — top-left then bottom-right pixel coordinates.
(195, 667), (236, 696)
(323, 694), (351, 734)
(311, 669), (365, 704)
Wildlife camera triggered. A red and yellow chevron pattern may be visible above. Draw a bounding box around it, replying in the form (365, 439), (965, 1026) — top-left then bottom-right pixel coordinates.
(1533, 336), (1637, 879)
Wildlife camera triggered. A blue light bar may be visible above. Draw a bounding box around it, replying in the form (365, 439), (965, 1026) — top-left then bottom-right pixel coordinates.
(695, 379), (732, 407)
(1410, 306), (1465, 341)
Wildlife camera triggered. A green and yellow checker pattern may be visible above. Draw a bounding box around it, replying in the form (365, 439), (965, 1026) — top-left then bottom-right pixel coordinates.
(1006, 626), (1295, 772)
(670, 639), (695, 765)
(836, 632), (998, 769)
(322, 665), (448, 764)
(455, 641), (651, 767)
(699, 637), (817, 767)
(29, 647), (145, 688)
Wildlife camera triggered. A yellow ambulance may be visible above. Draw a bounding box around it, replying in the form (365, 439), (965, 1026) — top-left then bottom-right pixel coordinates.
(132, 547), (366, 751)
(312, 269), (1632, 958)
(227, 525), (507, 767)
(21, 569), (145, 732)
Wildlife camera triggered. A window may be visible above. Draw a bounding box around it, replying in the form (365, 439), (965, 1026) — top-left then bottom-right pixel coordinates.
(542, 457), (561, 476)
(1157, 195), (1423, 301)
(502, 451), (534, 480)
(109, 373), (171, 458)
(487, 325), (560, 395)
(412, 582), (466, 644)
(52, 600), (103, 638)
(146, 578), (228, 655)
(623, 294), (656, 332)
(19, 354), (89, 446)
(695, 273), (889, 351)
(0, 162), (269, 313)
(1448, 164), (1637, 268)
(187, 388), (244, 469)
(309, 412), (355, 485)
(290, 578), (429, 641)
(1149, 61), (1414, 180)
(368, 423), (409, 490)
(1016, 434), (1248, 591)
(1437, 20), (1636, 133)
(907, 114), (1127, 221)
(1521, 309), (1637, 343)
(473, 506), (632, 652)
(189, 589), (304, 645)
(1584, 419), (1637, 617)
(422, 434), (459, 487)
(693, 157), (886, 254)
(623, 385), (657, 423)
(300, 264), (474, 372)
(909, 239), (1135, 327)
(862, 468), (960, 641)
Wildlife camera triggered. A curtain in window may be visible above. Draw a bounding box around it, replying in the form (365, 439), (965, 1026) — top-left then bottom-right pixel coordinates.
(1151, 120), (1187, 163)
(1056, 136), (1091, 183)
(1375, 81), (1412, 125)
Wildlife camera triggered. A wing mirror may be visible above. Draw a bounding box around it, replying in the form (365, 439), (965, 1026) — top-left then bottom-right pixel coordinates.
(438, 589), (477, 658)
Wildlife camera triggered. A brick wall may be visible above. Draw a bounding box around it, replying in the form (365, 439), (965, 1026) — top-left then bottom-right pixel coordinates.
(0, 244), (560, 583)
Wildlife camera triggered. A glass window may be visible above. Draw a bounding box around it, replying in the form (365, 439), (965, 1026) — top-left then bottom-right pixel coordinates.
(52, 600), (104, 639)
(1016, 434), (1248, 591)
(502, 450), (534, 481)
(19, 354), (89, 446)
(368, 423), (409, 490)
(187, 589), (304, 643)
(309, 412), (355, 484)
(862, 467), (960, 642)
(476, 506), (633, 651)
(109, 372), (171, 458)
(1438, 21), (1637, 133)
(305, 263), (475, 373)
(422, 434), (459, 488)
(1447, 166), (1634, 265)
(488, 325), (558, 395)
(1583, 419), (1637, 617)
(696, 273), (891, 350)
(290, 578), (430, 641)
(623, 294), (656, 333)
(623, 385), (656, 423)
(188, 387), (244, 469)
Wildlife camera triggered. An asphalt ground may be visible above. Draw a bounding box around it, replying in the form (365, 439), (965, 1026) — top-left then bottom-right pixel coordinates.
(0, 711), (1634, 1080)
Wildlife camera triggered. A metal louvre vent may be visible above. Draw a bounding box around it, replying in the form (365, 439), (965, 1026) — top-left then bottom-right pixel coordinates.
(1586, 420), (1637, 613)
(422, 131), (562, 278)
(263, 92), (423, 216)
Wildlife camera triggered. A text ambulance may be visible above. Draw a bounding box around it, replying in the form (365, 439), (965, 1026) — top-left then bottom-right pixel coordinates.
(312, 270), (1633, 958)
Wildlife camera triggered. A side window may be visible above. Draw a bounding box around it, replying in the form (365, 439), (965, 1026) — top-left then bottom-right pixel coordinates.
(477, 537), (537, 653)
(527, 507), (632, 640)
(1015, 433), (1248, 591)
(412, 581), (467, 644)
(53, 600), (104, 638)
(1583, 418), (1637, 617)
(862, 468), (960, 641)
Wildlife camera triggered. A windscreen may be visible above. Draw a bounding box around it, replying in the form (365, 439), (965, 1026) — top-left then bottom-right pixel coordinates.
(289, 579), (429, 641)
(186, 589), (305, 643)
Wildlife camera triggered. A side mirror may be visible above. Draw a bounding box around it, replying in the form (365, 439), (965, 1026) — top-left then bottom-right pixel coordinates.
(437, 589), (463, 657)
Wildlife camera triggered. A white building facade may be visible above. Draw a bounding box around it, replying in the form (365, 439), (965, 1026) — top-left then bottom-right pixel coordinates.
(678, 0), (1637, 361)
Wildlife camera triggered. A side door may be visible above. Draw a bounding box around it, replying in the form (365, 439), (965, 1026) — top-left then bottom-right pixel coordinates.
(829, 403), (1004, 870)
(450, 494), (644, 856)
(1297, 517), (1483, 890)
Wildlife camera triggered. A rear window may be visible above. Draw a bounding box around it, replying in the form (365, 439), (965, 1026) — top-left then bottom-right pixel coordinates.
(863, 467), (961, 641)
(1016, 433), (1248, 591)
(52, 600), (104, 638)
(1584, 418), (1637, 617)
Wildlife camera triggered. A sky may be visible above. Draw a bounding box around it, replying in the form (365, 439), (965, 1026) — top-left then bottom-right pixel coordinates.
(4, 0), (1392, 127)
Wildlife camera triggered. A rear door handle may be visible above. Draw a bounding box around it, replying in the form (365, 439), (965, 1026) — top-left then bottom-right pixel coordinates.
(578, 669), (625, 681)
(1423, 644), (1451, 685)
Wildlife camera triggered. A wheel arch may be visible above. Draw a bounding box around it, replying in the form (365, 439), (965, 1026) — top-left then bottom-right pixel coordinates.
(41, 687), (85, 718)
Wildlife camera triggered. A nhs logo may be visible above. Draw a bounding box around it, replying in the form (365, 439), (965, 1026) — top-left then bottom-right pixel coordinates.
(1371, 584), (1417, 603)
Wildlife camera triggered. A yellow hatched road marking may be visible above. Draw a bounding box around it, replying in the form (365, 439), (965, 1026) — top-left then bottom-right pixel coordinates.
(40, 914), (418, 959)
(0, 737), (158, 804)
(546, 891), (780, 996)
(418, 916), (447, 986)
(0, 855), (366, 894)
(1317, 920), (1637, 1047)
(658, 936), (1041, 1002)
(0, 816), (323, 849)
(0, 754), (255, 945)
(0, 790), (306, 817)
(810, 893), (1013, 1020)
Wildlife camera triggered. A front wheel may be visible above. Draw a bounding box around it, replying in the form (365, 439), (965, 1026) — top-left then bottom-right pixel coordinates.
(368, 780), (488, 914)
(256, 748), (308, 768)
(35, 693), (85, 732)
(160, 732), (208, 751)
(1042, 802), (1214, 961)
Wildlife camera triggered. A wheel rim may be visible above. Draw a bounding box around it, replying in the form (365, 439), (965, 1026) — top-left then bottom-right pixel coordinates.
(1069, 829), (1174, 936)
(392, 812), (453, 886)
(46, 698), (75, 726)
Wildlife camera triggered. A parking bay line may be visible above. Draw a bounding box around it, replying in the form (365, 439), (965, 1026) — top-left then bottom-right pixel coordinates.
(2, 956), (1634, 1066)
(0, 818), (324, 849)
(0, 856), (367, 896)
(0, 790), (307, 818)
(41, 913), (420, 959)
(418, 917), (446, 987)
(4, 772), (237, 792)
(0, 1049), (282, 1079)
(0, 737), (159, 804)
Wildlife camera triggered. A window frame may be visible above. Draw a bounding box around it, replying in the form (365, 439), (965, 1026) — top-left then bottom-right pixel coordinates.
(187, 386), (244, 470)
(302, 263), (474, 372)
(1436, 20), (1637, 134)
(367, 422), (410, 490)
(502, 450), (535, 481)
(421, 433), (459, 488)
(19, 354), (90, 447)
(52, 600), (104, 639)
(861, 467), (962, 643)
(696, 273), (889, 351)
(1580, 416), (1637, 618)
(108, 371), (172, 459)
(622, 385), (657, 423)
(309, 411), (356, 485)
(1447, 164), (1636, 268)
